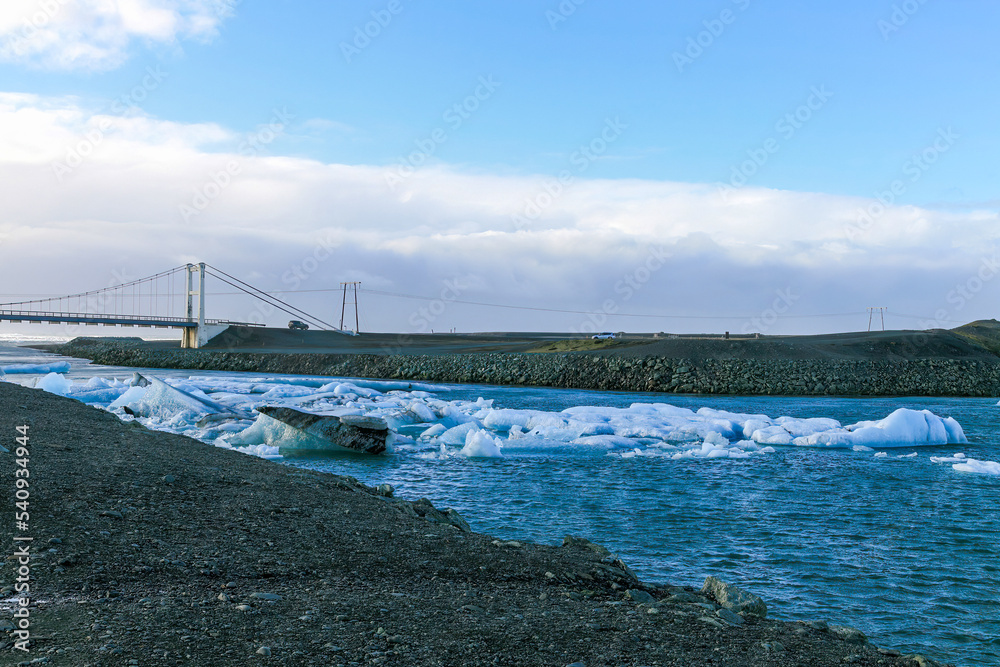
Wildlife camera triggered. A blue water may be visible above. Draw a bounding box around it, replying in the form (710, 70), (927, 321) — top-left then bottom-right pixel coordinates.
(3, 342), (998, 665)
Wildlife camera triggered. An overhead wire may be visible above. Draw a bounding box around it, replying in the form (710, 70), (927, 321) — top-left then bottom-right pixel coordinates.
(0, 264), (962, 330)
(204, 265), (340, 331)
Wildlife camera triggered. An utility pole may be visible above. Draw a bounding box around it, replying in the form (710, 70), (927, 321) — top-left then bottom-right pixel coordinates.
(867, 307), (886, 332)
(340, 282), (361, 333)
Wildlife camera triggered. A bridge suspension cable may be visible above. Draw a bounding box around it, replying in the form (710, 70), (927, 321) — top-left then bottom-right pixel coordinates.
(1, 262), (343, 336)
(0, 265), (189, 312)
(203, 264), (340, 331)
(0, 265), (191, 323)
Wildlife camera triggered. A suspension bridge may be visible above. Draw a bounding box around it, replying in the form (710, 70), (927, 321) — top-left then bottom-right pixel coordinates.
(0, 263), (348, 348)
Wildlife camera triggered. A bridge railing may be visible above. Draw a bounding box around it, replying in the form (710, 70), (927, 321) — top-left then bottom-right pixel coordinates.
(0, 310), (264, 328)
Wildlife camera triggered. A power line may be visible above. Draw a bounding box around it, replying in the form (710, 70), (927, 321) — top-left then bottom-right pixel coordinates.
(354, 288), (862, 321)
(193, 285), (954, 323)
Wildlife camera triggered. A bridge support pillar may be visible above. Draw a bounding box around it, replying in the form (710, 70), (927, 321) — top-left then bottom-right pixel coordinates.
(182, 323), (229, 348)
(181, 263), (215, 348)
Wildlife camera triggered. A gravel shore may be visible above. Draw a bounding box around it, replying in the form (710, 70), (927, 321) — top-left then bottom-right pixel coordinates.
(0, 382), (952, 666)
(54, 333), (1000, 397)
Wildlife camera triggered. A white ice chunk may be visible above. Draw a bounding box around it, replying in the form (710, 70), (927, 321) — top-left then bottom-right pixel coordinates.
(227, 414), (331, 450)
(68, 386), (130, 404)
(748, 425), (794, 446)
(435, 404), (477, 428)
(3, 361), (71, 374)
(793, 409), (966, 448)
(460, 428), (504, 458)
(109, 385), (147, 409)
(259, 385), (316, 400)
(930, 453), (967, 463)
(776, 416), (843, 437)
(36, 372), (73, 395)
(571, 435), (637, 448)
(118, 376), (235, 423)
(438, 421), (481, 445)
(930, 452), (1000, 476)
(420, 423), (447, 439)
(482, 408), (535, 431)
(406, 400), (437, 423)
(953, 459), (1000, 476)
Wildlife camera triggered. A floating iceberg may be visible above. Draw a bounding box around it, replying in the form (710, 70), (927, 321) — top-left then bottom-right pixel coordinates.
(36, 372), (74, 395)
(3, 361), (71, 374)
(460, 428), (504, 458)
(43, 369), (969, 465)
(791, 409), (966, 448)
(930, 453), (1000, 476)
(66, 376), (131, 404)
(111, 374), (250, 424)
(250, 406), (389, 454)
(954, 459), (1000, 476)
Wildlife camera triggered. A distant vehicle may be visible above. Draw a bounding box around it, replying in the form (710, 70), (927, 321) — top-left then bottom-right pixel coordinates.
(592, 332), (616, 340)
(288, 320), (309, 331)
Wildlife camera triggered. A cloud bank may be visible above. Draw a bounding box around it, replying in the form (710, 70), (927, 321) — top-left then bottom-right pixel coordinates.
(1, 93), (998, 335)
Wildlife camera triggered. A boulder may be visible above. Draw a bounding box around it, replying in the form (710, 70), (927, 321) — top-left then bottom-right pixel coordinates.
(701, 576), (767, 619)
(561, 535), (612, 559)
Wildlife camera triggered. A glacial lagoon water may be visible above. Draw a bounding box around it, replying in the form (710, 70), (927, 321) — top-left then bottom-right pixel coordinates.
(3, 342), (997, 665)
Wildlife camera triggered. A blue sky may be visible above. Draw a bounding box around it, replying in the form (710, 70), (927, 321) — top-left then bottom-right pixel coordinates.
(0, 1), (998, 336)
(18, 0), (988, 204)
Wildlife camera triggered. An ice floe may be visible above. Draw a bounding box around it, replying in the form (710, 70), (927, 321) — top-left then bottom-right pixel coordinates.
(460, 429), (504, 458)
(930, 452), (1000, 476)
(36, 372), (74, 395)
(3, 361), (71, 374)
(36, 370), (970, 463)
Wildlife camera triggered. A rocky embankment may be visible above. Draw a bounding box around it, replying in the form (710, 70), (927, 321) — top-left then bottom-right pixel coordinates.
(0, 381), (953, 666)
(56, 338), (1000, 396)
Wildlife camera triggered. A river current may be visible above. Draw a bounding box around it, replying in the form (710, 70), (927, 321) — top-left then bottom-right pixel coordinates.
(2, 341), (997, 665)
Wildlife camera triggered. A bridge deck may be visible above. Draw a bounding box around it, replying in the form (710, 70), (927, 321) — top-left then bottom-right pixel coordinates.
(0, 310), (257, 329)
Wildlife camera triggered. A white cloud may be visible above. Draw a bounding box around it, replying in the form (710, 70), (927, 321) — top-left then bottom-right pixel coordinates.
(0, 0), (235, 70)
(1, 93), (998, 335)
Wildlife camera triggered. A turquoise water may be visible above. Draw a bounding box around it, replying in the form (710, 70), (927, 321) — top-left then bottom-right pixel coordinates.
(3, 343), (997, 665)
(289, 389), (1000, 666)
